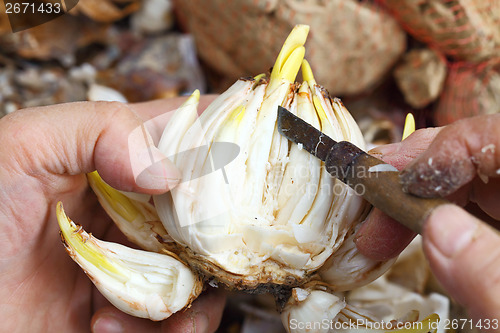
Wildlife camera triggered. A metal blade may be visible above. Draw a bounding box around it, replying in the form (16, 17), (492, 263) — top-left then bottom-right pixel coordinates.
(277, 106), (336, 162)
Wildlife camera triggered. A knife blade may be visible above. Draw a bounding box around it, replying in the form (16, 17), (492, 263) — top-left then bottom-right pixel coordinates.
(277, 106), (448, 234)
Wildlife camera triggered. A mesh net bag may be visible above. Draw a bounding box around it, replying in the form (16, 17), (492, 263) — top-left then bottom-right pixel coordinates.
(435, 58), (500, 125)
(378, 0), (500, 124)
(377, 0), (500, 62)
(174, 0), (406, 95)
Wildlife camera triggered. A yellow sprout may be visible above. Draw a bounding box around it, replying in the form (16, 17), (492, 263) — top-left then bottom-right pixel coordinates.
(184, 89), (200, 106)
(402, 113), (416, 141)
(268, 24), (309, 91)
(56, 202), (128, 282)
(87, 171), (139, 222)
(301, 59), (317, 86)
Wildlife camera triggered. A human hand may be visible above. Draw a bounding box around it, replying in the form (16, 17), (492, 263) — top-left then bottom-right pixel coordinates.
(355, 114), (500, 323)
(0, 97), (225, 332)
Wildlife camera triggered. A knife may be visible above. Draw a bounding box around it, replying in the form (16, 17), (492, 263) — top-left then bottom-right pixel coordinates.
(277, 106), (449, 234)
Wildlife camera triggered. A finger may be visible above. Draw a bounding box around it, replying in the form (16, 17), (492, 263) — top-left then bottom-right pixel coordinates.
(161, 288), (226, 333)
(129, 97), (191, 145)
(463, 201), (500, 231)
(91, 288), (226, 333)
(469, 176), (500, 220)
(401, 114), (500, 198)
(0, 101), (181, 194)
(423, 204), (500, 321)
(92, 306), (160, 333)
(368, 126), (442, 170)
(355, 209), (415, 261)
(355, 127), (441, 260)
(131, 95), (219, 121)
(130, 95), (219, 144)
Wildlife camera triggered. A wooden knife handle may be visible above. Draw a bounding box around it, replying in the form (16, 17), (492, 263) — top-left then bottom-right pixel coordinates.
(325, 141), (448, 234)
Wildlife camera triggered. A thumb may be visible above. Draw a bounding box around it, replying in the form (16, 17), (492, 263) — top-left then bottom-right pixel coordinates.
(354, 127), (441, 260)
(2, 101), (180, 194)
(423, 204), (500, 321)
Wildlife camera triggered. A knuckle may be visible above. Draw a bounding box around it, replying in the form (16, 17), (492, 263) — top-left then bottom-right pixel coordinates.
(93, 101), (132, 119)
(91, 101), (142, 132)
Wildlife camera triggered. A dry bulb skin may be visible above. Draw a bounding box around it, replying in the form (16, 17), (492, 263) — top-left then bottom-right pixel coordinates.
(56, 25), (445, 328)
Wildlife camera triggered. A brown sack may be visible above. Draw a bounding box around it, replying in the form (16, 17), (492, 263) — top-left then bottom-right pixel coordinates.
(174, 0), (406, 95)
(378, 0), (500, 62)
(435, 59), (500, 125)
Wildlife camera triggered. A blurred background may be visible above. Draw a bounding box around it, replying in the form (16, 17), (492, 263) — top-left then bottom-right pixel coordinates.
(0, 1), (498, 331)
(1, 0), (498, 132)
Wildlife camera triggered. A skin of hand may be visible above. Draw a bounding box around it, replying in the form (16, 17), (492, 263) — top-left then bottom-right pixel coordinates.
(0, 96), (225, 333)
(355, 114), (500, 323)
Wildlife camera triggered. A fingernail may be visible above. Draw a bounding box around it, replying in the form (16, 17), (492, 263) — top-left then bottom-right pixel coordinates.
(368, 142), (401, 157)
(194, 312), (209, 333)
(425, 205), (478, 258)
(134, 146), (181, 191)
(135, 157), (181, 191)
(93, 315), (124, 333)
